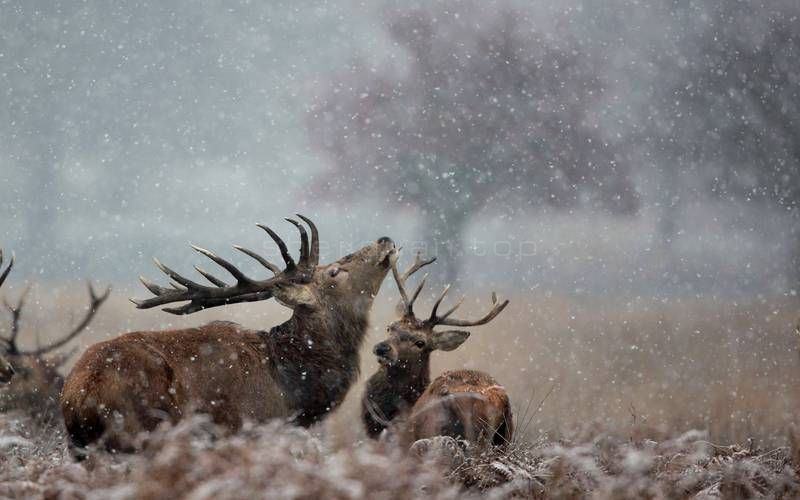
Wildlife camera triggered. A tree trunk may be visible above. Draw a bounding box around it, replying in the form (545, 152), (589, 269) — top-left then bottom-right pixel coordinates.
(420, 209), (468, 287)
(789, 209), (800, 292)
(657, 163), (681, 250)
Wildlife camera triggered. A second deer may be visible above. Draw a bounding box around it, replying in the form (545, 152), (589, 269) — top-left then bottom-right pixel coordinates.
(362, 253), (513, 448)
(0, 249), (110, 418)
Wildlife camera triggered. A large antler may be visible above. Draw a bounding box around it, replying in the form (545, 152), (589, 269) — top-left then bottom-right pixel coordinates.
(427, 289), (509, 328)
(16, 283), (111, 356)
(132, 215), (319, 315)
(391, 251), (436, 317)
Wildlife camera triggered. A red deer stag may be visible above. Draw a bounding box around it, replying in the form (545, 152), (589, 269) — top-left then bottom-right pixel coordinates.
(0, 248), (110, 417)
(62, 216), (395, 456)
(0, 250), (14, 384)
(1, 280), (109, 420)
(362, 253), (513, 448)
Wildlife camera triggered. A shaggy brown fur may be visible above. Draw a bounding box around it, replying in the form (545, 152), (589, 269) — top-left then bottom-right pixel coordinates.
(62, 234), (395, 455)
(412, 370), (513, 447)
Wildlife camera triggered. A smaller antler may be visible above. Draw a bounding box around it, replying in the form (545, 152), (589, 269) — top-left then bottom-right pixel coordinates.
(0, 250), (13, 289)
(427, 289), (509, 328)
(2, 285), (31, 354)
(17, 282), (111, 356)
(391, 251), (436, 317)
(0, 250), (14, 353)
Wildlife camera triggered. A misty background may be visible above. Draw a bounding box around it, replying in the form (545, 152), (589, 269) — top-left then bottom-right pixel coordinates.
(1, 0), (798, 299)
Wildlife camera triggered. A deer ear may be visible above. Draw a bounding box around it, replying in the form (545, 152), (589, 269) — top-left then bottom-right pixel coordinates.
(431, 330), (470, 351)
(273, 283), (316, 308)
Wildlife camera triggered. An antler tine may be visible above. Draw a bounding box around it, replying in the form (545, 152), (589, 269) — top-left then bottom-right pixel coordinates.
(0, 251), (13, 289)
(438, 296), (465, 322)
(435, 293), (510, 328)
(390, 258), (410, 310)
(408, 274), (428, 312)
(257, 224), (296, 271)
(392, 251), (436, 317)
(191, 245), (253, 285)
(401, 252), (437, 283)
(194, 266), (229, 287)
(20, 281), (111, 356)
(295, 214), (319, 266)
(3, 285), (31, 353)
(428, 284), (451, 322)
(88, 281), (112, 308)
(153, 258), (210, 290)
(285, 218), (310, 267)
(138, 276), (173, 296)
(233, 245), (281, 274)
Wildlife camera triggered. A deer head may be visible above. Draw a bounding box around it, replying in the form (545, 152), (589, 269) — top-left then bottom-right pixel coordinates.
(372, 252), (510, 382)
(0, 248), (110, 409)
(132, 215), (396, 316)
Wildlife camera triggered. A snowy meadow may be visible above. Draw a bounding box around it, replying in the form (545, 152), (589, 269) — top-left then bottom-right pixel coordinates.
(2, 0), (800, 497)
(1, 292), (799, 498)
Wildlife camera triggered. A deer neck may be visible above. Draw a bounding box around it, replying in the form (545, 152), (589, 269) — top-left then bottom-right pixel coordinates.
(387, 360), (430, 404)
(267, 303), (371, 426)
(362, 361), (430, 437)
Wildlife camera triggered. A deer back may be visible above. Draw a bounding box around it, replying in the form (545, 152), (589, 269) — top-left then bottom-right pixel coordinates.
(410, 369), (513, 447)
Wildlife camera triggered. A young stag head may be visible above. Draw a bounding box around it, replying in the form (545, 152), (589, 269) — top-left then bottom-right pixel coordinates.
(372, 253), (509, 380)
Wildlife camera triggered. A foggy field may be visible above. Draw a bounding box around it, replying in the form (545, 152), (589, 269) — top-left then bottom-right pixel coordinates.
(2, 289), (799, 498)
(33, 290), (800, 445)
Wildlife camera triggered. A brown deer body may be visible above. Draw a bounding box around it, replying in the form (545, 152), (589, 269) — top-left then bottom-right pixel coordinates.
(0, 249), (110, 418)
(62, 216), (395, 455)
(411, 370), (513, 447)
(362, 254), (513, 448)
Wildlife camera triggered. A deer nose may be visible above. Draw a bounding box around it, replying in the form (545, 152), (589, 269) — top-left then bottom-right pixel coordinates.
(373, 342), (391, 357)
(377, 236), (394, 246)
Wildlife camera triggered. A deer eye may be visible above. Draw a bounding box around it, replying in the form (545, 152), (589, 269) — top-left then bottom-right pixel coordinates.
(414, 340), (426, 349)
(328, 267), (340, 278)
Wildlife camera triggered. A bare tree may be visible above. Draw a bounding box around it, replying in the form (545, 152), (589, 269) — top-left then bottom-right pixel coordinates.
(643, 1), (800, 282)
(307, 2), (638, 282)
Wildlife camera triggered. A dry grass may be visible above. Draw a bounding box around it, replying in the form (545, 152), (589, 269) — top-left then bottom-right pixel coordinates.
(1, 287), (799, 498)
(1, 413), (799, 499)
